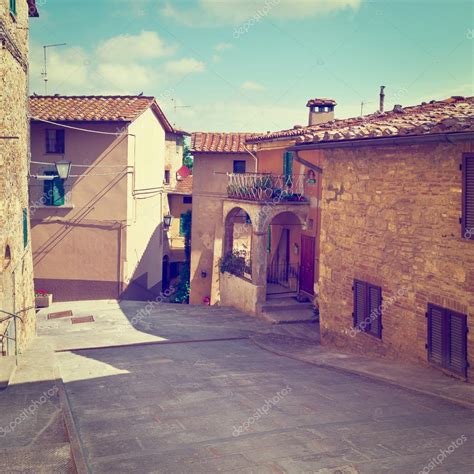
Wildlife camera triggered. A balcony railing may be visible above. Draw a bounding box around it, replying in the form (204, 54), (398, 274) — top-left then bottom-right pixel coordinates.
(227, 173), (308, 203)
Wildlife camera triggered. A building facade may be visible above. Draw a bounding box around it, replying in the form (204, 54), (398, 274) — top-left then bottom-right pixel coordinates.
(189, 132), (257, 306)
(0, 0), (38, 356)
(29, 95), (184, 301)
(251, 96), (474, 381)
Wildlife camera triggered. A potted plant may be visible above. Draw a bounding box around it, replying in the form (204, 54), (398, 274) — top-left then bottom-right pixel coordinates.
(35, 289), (52, 308)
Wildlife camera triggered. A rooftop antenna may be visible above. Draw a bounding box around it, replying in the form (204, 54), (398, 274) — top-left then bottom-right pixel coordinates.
(170, 98), (191, 127)
(42, 43), (66, 95)
(360, 101), (373, 116)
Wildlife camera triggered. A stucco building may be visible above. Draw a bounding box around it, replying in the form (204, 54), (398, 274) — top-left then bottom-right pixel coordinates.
(0, 0), (38, 357)
(249, 96), (474, 381)
(189, 133), (257, 305)
(29, 95), (186, 301)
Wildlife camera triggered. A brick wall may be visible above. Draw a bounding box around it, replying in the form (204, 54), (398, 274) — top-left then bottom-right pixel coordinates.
(318, 140), (474, 380)
(0, 0), (36, 354)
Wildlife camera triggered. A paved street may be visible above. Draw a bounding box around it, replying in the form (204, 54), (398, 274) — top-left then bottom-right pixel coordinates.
(3, 301), (474, 473)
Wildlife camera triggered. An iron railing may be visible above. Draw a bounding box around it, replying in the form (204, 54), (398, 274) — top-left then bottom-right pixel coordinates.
(227, 173), (308, 203)
(267, 262), (299, 292)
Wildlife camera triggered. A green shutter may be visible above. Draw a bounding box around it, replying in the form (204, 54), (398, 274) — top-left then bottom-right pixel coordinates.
(43, 171), (65, 206)
(179, 214), (186, 236)
(10, 0), (17, 16)
(22, 208), (28, 248)
(283, 151), (293, 180)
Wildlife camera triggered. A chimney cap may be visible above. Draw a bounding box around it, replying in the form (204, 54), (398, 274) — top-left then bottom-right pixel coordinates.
(306, 98), (337, 108)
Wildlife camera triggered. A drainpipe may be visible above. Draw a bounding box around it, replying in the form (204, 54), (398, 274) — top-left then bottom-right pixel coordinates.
(243, 144), (258, 172)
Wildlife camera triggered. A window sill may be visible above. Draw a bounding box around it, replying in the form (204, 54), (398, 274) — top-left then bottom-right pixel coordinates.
(35, 204), (75, 209)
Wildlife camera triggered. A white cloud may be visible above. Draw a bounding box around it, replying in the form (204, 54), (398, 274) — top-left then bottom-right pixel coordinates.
(96, 31), (175, 62)
(241, 80), (265, 91)
(162, 0), (361, 26)
(29, 31), (204, 96)
(214, 42), (232, 51)
(164, 58), (205, 76)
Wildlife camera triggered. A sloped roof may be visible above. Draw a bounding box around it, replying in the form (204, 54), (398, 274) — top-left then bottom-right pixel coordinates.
(29, 95), (174, 132)
(191, 132), (258, 153)
(248, 96), (474, 144)
(175, 175), (193, 195)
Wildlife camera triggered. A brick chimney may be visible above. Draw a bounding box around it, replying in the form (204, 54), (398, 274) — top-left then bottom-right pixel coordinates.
(306, 98), (336, 126)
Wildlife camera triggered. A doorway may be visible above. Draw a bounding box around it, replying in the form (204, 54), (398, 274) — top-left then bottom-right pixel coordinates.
(300, 235), (315, 295)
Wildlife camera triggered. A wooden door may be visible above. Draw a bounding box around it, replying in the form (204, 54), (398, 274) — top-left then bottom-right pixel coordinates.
(300, 235), (315, 295)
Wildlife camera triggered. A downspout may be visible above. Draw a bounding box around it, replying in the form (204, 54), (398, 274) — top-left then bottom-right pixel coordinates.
(243, 144), (258, 172)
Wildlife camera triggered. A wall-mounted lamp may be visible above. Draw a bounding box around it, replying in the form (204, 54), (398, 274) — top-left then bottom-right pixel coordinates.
(55, 160), (72, 180)
(201, 271), (207, 278)
(163, 214), (172, 228)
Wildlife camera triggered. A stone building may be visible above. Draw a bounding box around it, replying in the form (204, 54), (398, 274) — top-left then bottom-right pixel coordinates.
(0, 0), (38, 357)
(250, 96), (474, 381)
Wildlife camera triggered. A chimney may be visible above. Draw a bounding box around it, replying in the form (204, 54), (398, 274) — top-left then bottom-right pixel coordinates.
(379, 85), (385, 113)
(306, 98), (336, 126)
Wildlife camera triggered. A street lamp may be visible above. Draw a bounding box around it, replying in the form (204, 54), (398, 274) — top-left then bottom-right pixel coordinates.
(55, 160), (72, 180)
(163, 214), (172, 228)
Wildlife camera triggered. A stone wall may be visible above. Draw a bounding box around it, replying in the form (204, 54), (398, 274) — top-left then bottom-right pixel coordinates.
(318, 140), (474, 380)
(0, 0), (36, 354)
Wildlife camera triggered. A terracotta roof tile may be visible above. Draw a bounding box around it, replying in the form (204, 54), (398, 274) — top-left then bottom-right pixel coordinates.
(248, 96), (474, 144)
(173, 175), (193, 195)
(191, 132), (258, 153)
(29, 95), (173, 131)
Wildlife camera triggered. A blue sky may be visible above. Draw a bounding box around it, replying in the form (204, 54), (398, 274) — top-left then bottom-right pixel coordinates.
(29, 0), (473, 132)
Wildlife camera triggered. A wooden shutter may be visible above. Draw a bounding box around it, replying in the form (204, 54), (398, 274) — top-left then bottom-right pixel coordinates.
(52, 178), (65, 206)
(368, 284), (382, 338)
(43, 171), (54, 205)
(462, 154), (474, 240)
(427, 304), (444, 367)
(179, 214), (185, 236)
(283, 151), (293, 180)
(353, 280), (367, 329)
(446, 310), (468, 377)
(22, 208), (28, 248)
(10, 0), (17, 16)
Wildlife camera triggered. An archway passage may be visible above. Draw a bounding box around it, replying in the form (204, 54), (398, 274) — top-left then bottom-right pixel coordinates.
(267, 211), (305, 295)
(223, 207), (252, 277)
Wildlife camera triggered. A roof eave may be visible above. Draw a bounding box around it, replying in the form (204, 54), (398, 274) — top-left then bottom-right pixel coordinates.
(27, 0), (39, 17)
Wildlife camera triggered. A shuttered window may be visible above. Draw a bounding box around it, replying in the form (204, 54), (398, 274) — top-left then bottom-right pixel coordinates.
(22, 208), (28, 248)
(462, 154), (474, 240)
(283, 151), (293, 181)
(427, 304), (468, 377)
(45, 129), (65, 154)
(353, 280), (382, 338)
(43, 171), (65, 206)
(10, 0), (17, 16)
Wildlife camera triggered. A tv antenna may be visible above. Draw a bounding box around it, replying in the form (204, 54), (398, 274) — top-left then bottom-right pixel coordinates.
(42, 43), (66, 94)
(170, 98), (191, 127)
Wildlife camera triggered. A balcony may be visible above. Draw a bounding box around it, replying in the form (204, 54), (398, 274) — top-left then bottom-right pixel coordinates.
(227, 173), (308, 203)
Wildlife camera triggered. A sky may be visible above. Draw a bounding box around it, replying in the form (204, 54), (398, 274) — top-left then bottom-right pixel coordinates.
(29, 0), (473, 133)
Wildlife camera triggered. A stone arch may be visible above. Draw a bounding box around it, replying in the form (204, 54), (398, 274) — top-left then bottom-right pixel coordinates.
(223, 207), (252, 256)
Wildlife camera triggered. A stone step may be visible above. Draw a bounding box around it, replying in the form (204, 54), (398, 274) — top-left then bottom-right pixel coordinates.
(260, 308), (318, 325)
(266, 291), (298, 300)
(0, 356), (16, 390)
(260, 301), (314, 313)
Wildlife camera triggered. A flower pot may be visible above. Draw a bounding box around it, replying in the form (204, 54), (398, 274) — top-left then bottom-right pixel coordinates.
(35, 293), (52, 308)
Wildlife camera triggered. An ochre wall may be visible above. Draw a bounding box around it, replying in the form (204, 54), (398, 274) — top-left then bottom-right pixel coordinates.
(317, 140), (474, 380)
(190, 152), (255, 305)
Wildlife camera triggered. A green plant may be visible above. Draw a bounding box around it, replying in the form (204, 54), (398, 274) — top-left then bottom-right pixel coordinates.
(183, 144), (194, 170)
(219, 250), (249, 277)
(172, 210), (192, 303)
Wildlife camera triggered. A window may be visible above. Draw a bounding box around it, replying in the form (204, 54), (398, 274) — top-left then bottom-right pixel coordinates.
(183, 196), (192, 204)
(233, 160), (246, 174)
(10, 0), (16, 16)
(164, 170), (170, 184)
(462, 153), (474, 240)
(283, 151), (293, 181)
(43, 171), (65, 206)
(427, 304), (468, 377)
(353, 280), (382, 338)
(22, 208), (28, 248)
(45, 129), (65, 154)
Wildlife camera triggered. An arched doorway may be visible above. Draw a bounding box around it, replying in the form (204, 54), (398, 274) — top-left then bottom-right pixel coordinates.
(267, 211), (305, 295)
(223, 207), (252, 277)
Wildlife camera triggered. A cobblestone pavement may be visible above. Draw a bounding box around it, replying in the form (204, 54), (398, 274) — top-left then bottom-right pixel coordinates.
(3, 301), (474, 473)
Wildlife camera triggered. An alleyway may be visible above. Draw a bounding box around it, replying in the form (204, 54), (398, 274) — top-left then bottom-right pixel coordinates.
(1, 301), (473, 473)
